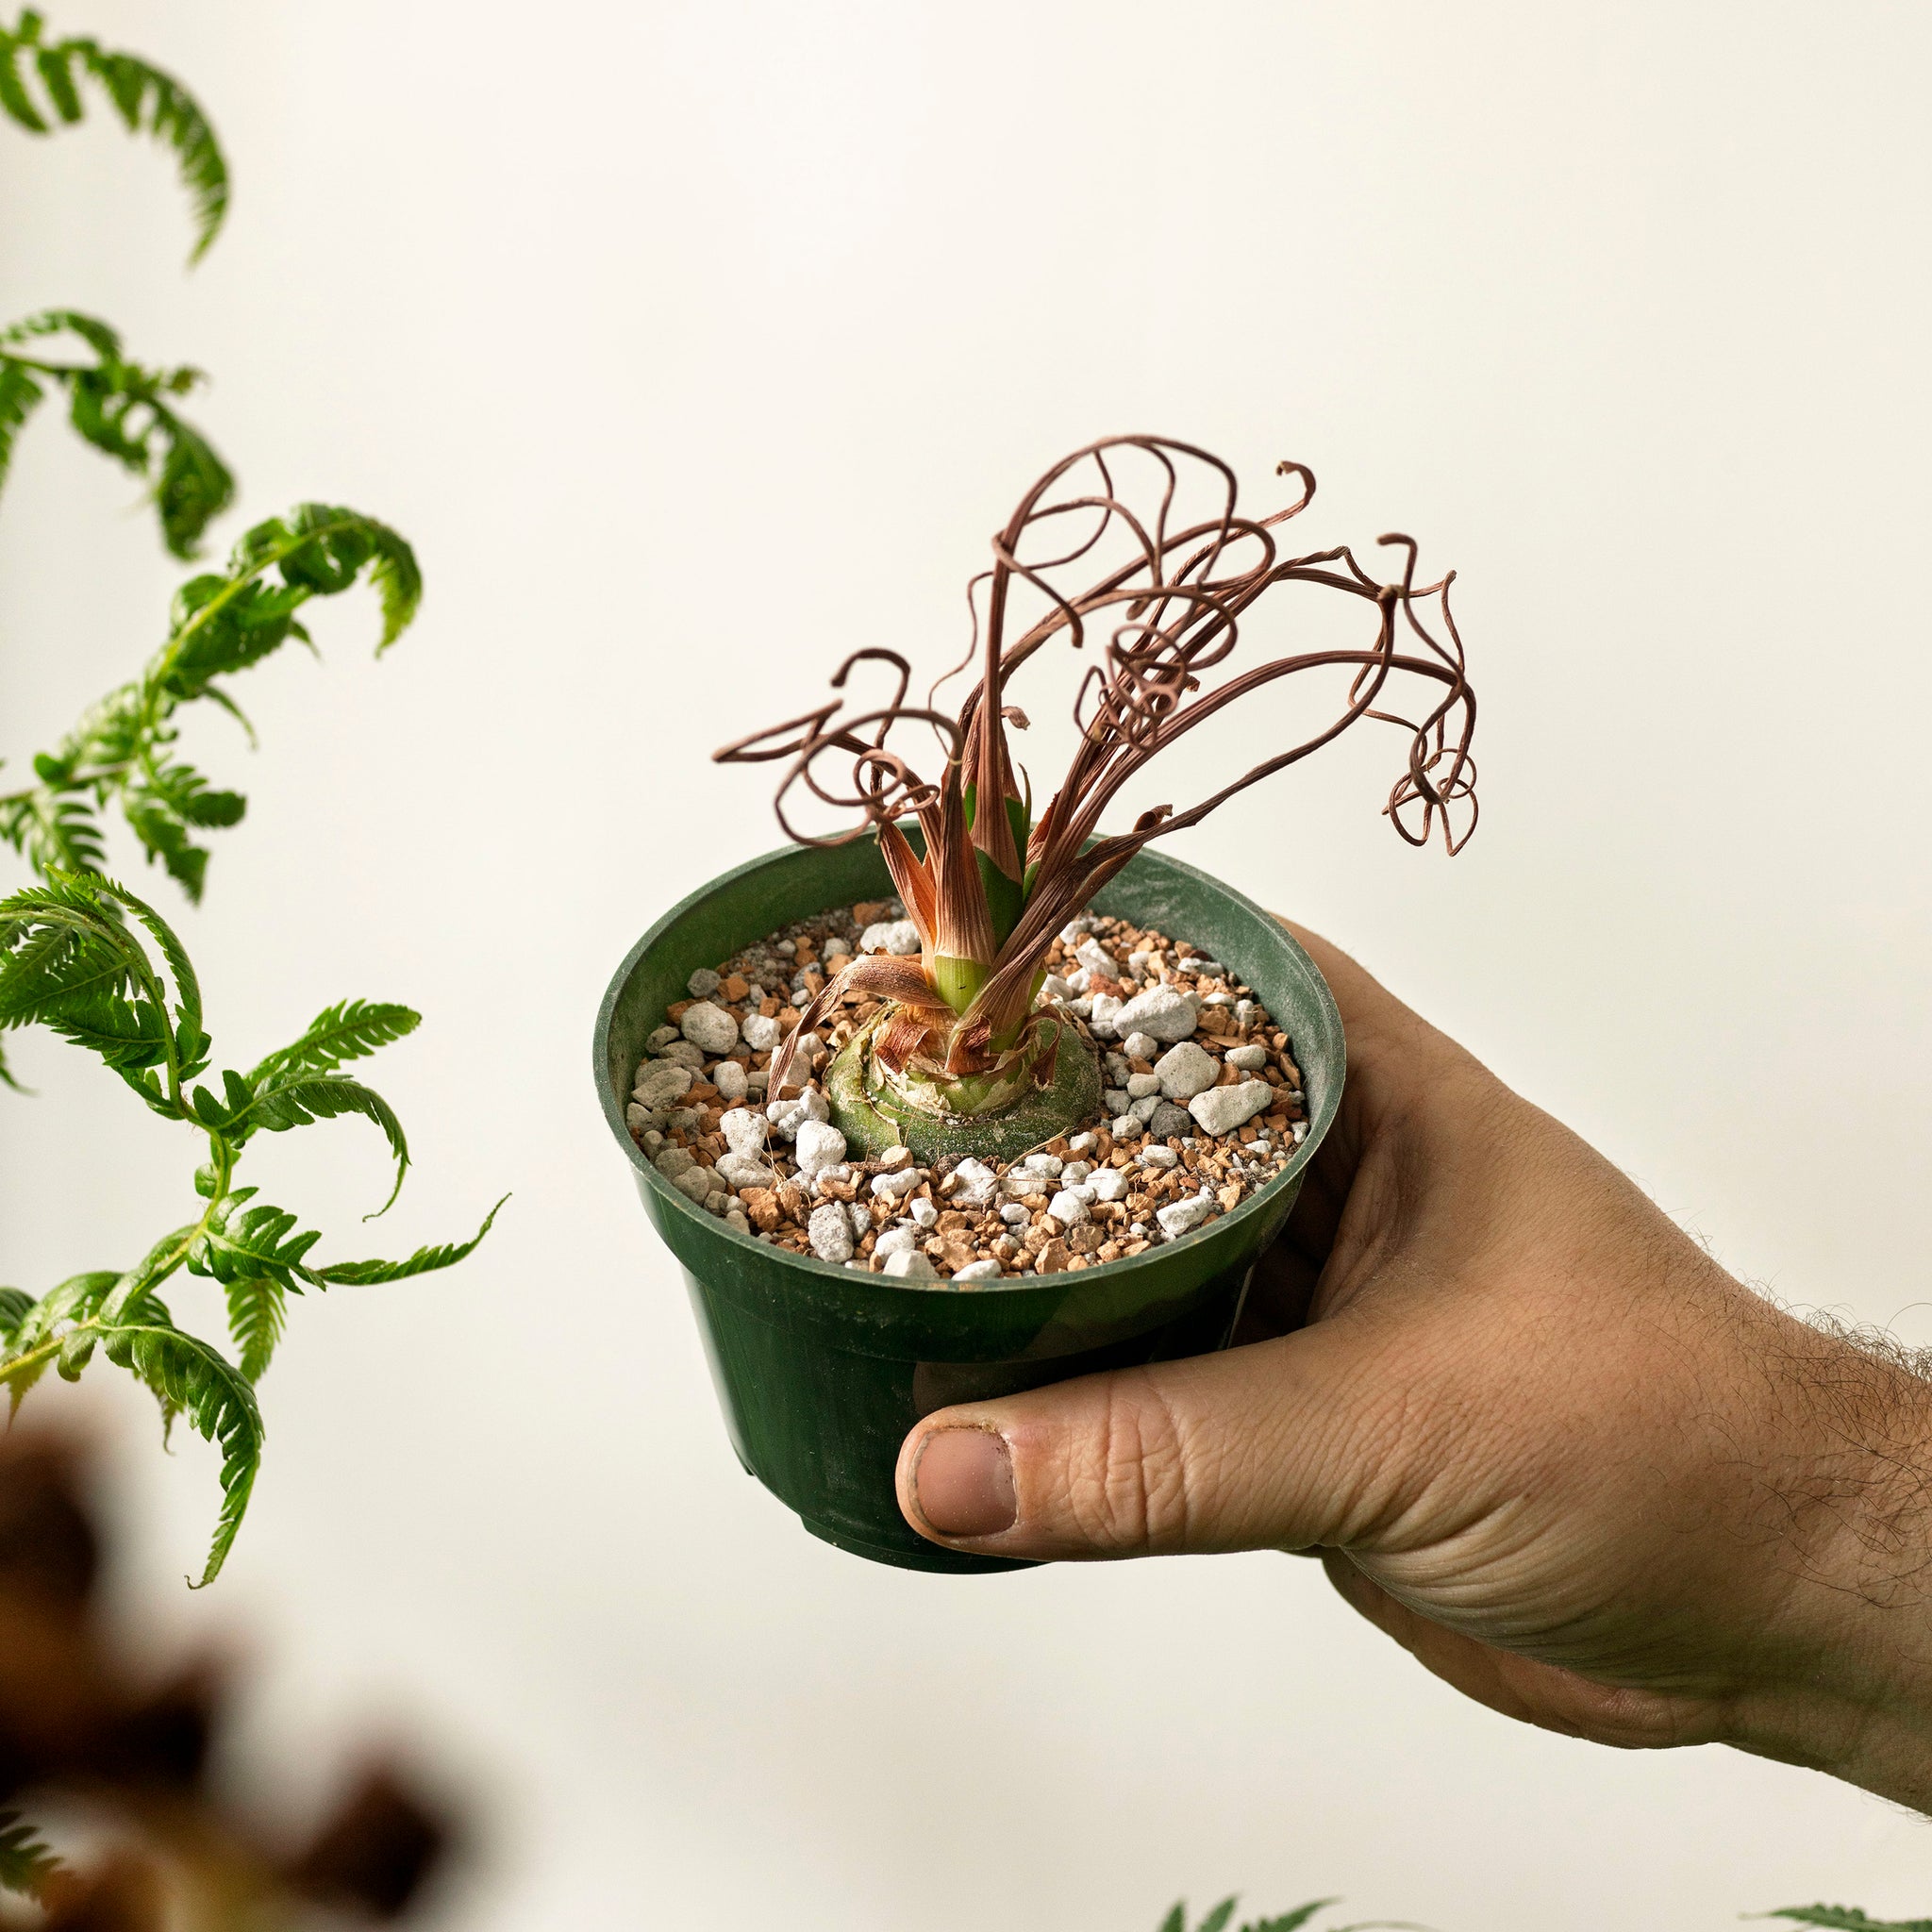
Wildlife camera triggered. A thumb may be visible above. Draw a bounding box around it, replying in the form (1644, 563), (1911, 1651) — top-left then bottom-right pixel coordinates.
(895, 1318), (1389, 1560)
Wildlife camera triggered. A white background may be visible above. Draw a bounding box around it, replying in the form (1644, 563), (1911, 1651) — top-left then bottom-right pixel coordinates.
(4, 3), (1931, 1925)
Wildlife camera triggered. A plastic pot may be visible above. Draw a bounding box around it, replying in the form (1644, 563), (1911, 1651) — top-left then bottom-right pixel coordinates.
(593, 839), (1343, 1574)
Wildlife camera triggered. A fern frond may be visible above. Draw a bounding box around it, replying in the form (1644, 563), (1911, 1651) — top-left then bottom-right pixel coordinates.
(0, 1286), (31, 1341)
(1249, 1907), (1341, 1932)
(5, 507), (423, 906)
(0, 1807), (61, 1901)
(1, 1269), (118, 1413)
(0, 16), (228, 258)
(318, 1193), (507, 1285)
(249, 998), (419, 1087)
(0, 21), (47, 129)
(244, 1075), (409, 1214)
(0, 782), (107, 875)
(1198, 1905), (1238, 1932)
(95, 1312), (261, 1584)
(1763, 1910), (1932, 1932)
(223, 1274), (285, 1383)
(0, 309), (233, 553)
(189, 1191), (323, 1293)
(0, 356), (44, 492)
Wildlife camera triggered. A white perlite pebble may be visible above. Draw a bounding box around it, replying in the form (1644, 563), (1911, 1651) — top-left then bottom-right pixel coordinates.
(1020, 1153), (1063, 1178)
(808, 1205), (856, 1263)
(633, 1061), (693, 1109)
(1061, 1160), (1093, 1184)
(1125, 1072), (1162, 1100)
(1088, 993), (1123, 1038)
(765, 1089), (829, 1140)
(952, 1259), (1004, 1283)
(1090, 1167), (1129, 1203)
(910, 1197), (939, 1228)
(716, 1150), (776, 1191)
(1112, 985), (1197, 1042)
(948, 1158), (999, 1208)
(713, 1059), (749, 1104)
(1189, 1080), (1274, 1137)
(1068, 1133), (1095, 1154)
(1121, 1031), (1159, 1061)
(719, 1108), (766, 1157)
(1156, 1041), (1219, 1102)
(1225, 1042), (1269, 1072)
(999, 1203), (1030, 1226)
(687, 967), (722, 998)
(871, 1166), (922, 1201)
(742, 1012), (783, 1052)
(848, 1201), (874, 1239)
(1047, 1191), (1091, 1225)
(680, 1001), (739, 1056)
(792, 1119), (848, 1178)
(673, 1168), (712, 1205)
(1139, 1144), (1180, 1170)
(1158, 1192), (1217, 1240)
(1074, 939), (1116, 979)
(859, 919), (922, 956)
(874, 1224), (921, 1259)
(1041, 974), (1079, 1004)
(881, 1248), (937, 1279)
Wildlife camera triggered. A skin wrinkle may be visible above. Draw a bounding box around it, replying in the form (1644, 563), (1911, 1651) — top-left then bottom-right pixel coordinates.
(897, 922), (1932, 1810)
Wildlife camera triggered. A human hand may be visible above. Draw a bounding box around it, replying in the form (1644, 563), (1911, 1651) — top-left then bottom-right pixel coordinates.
(896, 925), (1932, 1808)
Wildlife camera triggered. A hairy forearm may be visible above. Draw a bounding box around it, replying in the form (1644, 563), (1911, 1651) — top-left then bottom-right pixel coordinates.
(1719, 1314), (1932, 1809)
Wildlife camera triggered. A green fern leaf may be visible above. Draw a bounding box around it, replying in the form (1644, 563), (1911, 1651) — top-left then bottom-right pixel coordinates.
(0, 310), (232, 554)
(32, 37), (80, 123)
(0, 1807), (61, 1901)
(0, 25), (48, 130)
(1, 1269), (117, 1414)
(1160, 1909), (1186, 1932)
(148, 400), (233, 557)
(244, 1074), (409, 1213)
(1764, 1911), (1932, 1932)
(318, 1193), (507, 1285)
(1247, 1907), (1340, 1932)
(95, 1312), (261, 1584)
(0, 1286), (31, 1341)
(223, 1274), (285, 1383)
(188, 1191), (323, 1292)
(15, 27), (229, 260)
(0, 357), (44, 493)
(249, 997), (419, 1086)
(1199, 1904), (1239, 1932)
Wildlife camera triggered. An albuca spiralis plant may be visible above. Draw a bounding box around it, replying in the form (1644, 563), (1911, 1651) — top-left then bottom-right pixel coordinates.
(0, 13), (499, 1584)
(718, 436), (1477, 1158)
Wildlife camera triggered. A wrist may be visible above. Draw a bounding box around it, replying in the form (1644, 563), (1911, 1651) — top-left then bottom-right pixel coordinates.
(1722, 1325), (1932, 1808)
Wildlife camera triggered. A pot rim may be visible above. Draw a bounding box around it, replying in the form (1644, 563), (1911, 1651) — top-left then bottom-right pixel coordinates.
(593, 838), (1344, 1297)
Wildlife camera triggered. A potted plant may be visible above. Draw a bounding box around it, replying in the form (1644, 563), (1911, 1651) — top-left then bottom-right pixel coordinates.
(594, 436), (1475, 1572)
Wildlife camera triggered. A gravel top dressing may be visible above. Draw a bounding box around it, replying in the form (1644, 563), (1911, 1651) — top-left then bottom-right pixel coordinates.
(625, 897), (1310, 1285)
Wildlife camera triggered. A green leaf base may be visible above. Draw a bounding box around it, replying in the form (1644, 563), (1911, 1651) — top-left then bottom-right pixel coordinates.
(824, 1007), (1102, 1165)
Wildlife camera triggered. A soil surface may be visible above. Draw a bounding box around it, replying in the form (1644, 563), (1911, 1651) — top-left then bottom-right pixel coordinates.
(625, 899), (1310, 1283)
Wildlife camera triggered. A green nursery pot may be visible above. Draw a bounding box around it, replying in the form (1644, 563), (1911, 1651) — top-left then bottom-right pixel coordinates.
(593, 839), (1343, 1574)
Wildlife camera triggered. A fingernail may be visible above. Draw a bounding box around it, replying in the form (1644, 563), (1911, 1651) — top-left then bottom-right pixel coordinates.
(913, 1427), (1016, 1538)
